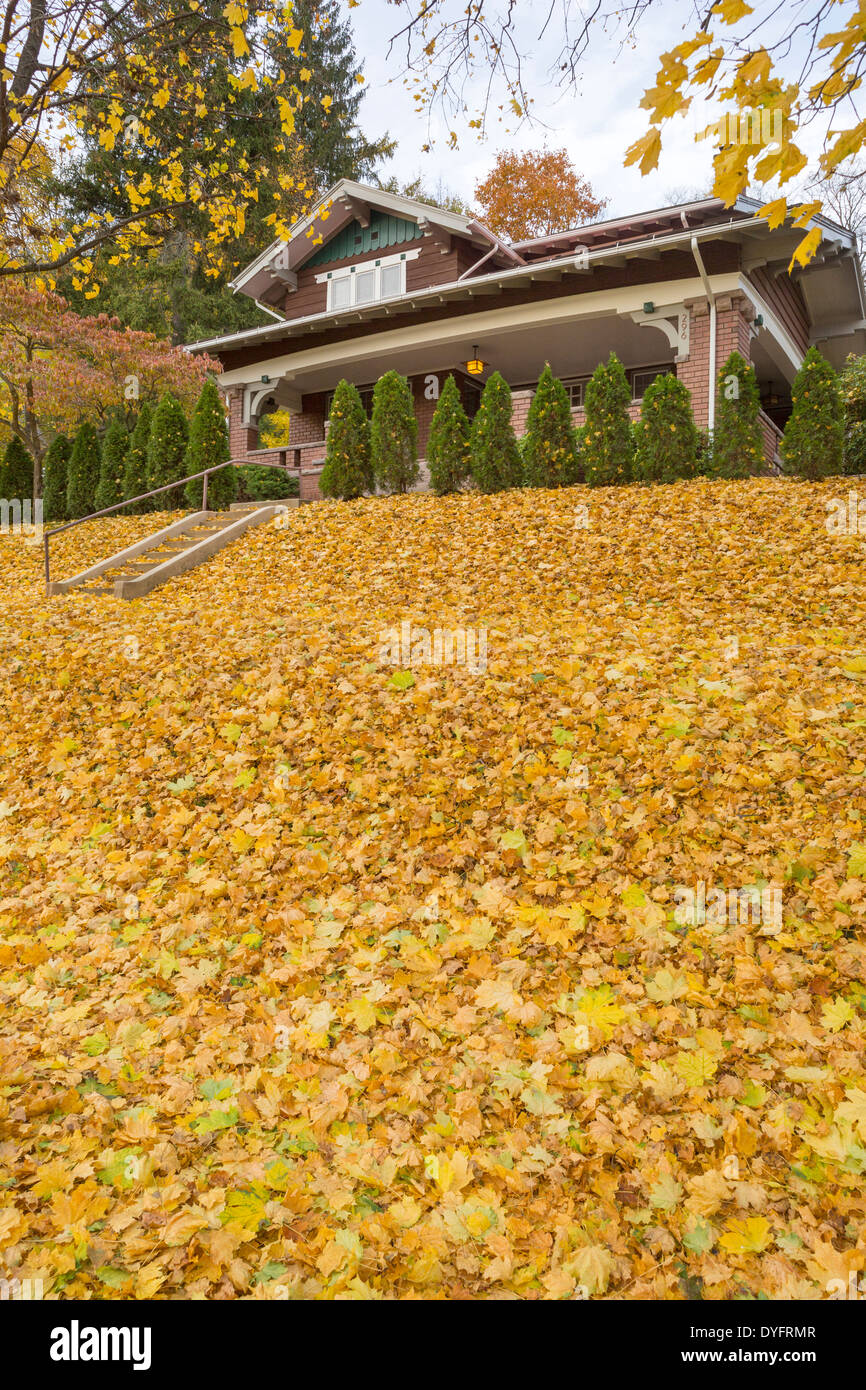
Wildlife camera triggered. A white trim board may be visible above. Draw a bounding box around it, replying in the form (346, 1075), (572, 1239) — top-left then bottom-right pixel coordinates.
(217, 273), (743, 387)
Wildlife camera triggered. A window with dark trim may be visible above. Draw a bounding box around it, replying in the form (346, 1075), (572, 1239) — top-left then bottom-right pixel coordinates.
(324, 385), (375, 419)
(536, 364), (673, 407)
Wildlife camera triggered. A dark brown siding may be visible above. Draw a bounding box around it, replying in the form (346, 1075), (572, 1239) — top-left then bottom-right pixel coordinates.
(279, 235), (483, 321)
(747, 267), (809, 356)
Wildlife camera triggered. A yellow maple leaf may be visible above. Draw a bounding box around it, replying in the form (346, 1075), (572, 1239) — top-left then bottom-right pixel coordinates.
(719, 1216), (773, 1254)
(788, 226), (822, 271)
(347, 997), (377, 1032)
(624, 127), (662, 176)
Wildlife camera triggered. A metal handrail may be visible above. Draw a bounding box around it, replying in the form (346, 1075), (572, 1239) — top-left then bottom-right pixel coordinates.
(43, 457), (297, 590)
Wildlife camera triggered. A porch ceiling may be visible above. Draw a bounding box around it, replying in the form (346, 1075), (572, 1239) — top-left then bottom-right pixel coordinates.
(260, 313), (677, 396)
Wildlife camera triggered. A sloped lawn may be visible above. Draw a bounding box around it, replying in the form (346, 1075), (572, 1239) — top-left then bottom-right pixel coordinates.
(0, 477), (864, 1300)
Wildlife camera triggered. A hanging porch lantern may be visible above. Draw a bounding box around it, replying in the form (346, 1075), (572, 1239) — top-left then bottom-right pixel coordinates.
(464, 345), (486, 376)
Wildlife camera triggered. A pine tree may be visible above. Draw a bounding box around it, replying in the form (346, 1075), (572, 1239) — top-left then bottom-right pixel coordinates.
(66, 422), (101, 518)
(371, 371), (418, 494)
(632, 373), (698, 484)
(42, 435), (71, 522)
(583, 352), (633, 486)
(320, 380), (372, 499)
(288, 0), (394, 188)
(146, 394), (189, 509)
(183, 379), (234, 509)
(122, 402), (154, 512)
(781, 347), (844, 479)
(0, 436), (35, 502)
(427, 374), (471, 494)
(710, 351), (763, 478)
(522, 363), (582, 488)
(95, 417), (129, 512)
(469, 372), (522, 493)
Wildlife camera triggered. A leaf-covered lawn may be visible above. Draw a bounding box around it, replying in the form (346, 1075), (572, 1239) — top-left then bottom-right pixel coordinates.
(1, 478), (865, 1301)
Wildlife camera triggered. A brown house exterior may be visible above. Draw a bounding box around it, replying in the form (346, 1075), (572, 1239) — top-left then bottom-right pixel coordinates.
(187, 180), (866, 500)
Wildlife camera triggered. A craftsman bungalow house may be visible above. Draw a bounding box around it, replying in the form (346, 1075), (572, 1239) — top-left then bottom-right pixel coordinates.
(187, 180), (866, 500)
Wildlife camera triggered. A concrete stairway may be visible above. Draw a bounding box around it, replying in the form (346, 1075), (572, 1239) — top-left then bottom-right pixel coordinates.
(48, 501), (296, 600)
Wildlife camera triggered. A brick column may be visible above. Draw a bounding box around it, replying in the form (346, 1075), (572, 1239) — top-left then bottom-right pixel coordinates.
(227, 387), (257, 459)
(676, 293), (756, 430)
(511, 388), (534, 438)
(677, 301), (711, 428)
(412, 375), (441, 455)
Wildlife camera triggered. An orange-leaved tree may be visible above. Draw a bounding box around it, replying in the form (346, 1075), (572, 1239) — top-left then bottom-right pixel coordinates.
(474, 149), (607, 240)
(0, 280), (220, 490)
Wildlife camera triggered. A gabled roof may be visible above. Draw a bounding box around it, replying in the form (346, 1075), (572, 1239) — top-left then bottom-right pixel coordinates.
(230, 179), (521, 308)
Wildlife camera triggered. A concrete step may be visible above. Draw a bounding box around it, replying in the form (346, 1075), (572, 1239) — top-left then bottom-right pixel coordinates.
(112, 503), (285, 599)
(47, 512), (214, 596)
(48, 504), (287, 600)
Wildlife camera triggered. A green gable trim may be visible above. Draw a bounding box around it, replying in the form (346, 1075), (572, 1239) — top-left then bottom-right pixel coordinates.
(306, 210), (421, 267)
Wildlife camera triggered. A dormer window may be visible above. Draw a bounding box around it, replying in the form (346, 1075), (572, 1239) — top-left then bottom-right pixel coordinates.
(316, 249), (418, 312)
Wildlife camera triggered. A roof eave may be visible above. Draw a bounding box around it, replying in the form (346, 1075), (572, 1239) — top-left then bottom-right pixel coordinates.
(187, 210), (857, 356)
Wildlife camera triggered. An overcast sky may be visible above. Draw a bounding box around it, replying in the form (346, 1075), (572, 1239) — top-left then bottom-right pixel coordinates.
(348, 0), (817, 218)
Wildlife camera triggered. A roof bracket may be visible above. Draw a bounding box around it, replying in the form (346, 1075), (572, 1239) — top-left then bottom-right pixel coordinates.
(628, 302), (690, 361)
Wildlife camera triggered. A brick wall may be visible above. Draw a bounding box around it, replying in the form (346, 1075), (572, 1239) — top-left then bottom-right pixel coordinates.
(511, 389), (534, 438)
(412, 374), (444, 454)
(292, 395), (326, 445)
(300, 466), (324, 502)
(512, 387), (642, 438)
(570, 403), (643, 429)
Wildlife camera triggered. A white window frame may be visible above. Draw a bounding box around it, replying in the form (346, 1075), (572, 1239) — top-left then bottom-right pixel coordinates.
(316, 248), (420, 312)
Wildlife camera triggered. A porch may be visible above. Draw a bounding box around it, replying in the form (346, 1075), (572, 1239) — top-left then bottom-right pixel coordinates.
(224, 283), (792, 498)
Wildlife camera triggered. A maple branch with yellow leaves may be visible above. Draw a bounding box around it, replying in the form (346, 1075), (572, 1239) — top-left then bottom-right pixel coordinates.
(0, 0), (314, 289)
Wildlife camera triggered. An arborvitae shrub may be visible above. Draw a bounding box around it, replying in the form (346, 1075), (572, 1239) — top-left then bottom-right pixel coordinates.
(320, 380), (372, 499)
(710, 351), (763, 478)
(840, 352), (866, 475)
(66, 422), (101, 518)
(184, 380), (235, 509)
(469, 371), (522, 493)
(781, 347), (843, 479)
(427, 374), (471, 494)
(371, 371), (418, 494)
(239, 466), (299, 501)
(583, 352), (633, 485)
(573, 424), (587, 477)
(42, 435), (71, 522)
(95, 418), (129, 512)
(0, 436), (35, 502)
(122, 402), (154, 512)
(522, 363), (582, 488)
(146, 394), (189, 509)
(695, 428), (714, 476)
(632, 373), (699, 484)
